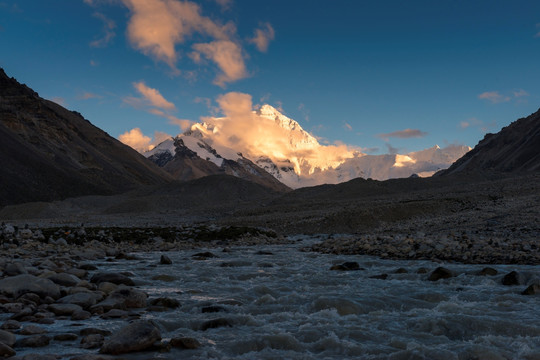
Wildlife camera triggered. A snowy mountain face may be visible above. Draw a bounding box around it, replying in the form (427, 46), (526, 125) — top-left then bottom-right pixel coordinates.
(144, 105), (470, 188)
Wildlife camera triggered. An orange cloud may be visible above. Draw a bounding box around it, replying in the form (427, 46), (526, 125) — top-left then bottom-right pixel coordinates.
(149, 108), (193, 130)
(377, 129), (428, 141)
(133, 81), (175, 110)
(121, 0), (233, 69)
(118, 128), (153, 152)
(192, 40), (248, 86)
(250, 22), (275, 52)
(118, 128), (173, 152)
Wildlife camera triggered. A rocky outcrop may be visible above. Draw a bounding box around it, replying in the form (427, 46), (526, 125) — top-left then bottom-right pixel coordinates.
(100, 320), (161, 355)
(440, 108), (540, 175)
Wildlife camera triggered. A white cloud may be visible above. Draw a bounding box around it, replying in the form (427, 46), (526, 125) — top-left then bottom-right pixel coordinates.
(513, 89), (529, 98)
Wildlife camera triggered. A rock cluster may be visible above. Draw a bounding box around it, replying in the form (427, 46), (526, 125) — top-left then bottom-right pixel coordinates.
(0, 223), (285, 358)
(310, 231), (539, 265)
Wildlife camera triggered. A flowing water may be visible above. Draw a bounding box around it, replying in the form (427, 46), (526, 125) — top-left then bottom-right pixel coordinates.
(11, 236), (540, 359)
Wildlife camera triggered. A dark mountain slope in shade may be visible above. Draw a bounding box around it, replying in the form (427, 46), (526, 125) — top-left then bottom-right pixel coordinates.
(0, 68), (172, 206)
(440, 108), (540, 176)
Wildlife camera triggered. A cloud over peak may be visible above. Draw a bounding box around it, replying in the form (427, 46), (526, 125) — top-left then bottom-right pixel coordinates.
(133, 81), (175, 110)
(377, 128), (428, 141)
(192, 40), (248, 87)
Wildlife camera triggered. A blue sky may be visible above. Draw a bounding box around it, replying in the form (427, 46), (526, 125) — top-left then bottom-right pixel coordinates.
(1, 0), (539, 154)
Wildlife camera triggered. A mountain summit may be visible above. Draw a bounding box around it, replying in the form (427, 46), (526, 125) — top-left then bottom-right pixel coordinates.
(146, 104), (469, 188)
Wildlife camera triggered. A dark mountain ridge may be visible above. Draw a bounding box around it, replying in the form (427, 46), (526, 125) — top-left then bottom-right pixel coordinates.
(0, 68), (172, 206)
(440, 108), (540, 176)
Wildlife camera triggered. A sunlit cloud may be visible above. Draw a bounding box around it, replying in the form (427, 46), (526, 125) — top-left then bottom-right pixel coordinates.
(478, 91), (510, 103)
(513, 89), (529, 98)
(51, 97), (66, 106)
(89, 12), (116, 48)
(149, 108), (193, 130)
(192, 40), (248, 86)
(118, 128), (152, 152)
(90, 60), (98, 67)
(214, 0), (232, 10)
(120, 0), (234, 71)
(249, 22), (275, 52)
(78, 92), (102, 100)
(535, 23), (540, 38)
(377, 128), (428, 141)
(133, 81), (175, 110)
(118, 128), (173, 152)
(459, 117), (497, 133)
(385, 143), (399, 155)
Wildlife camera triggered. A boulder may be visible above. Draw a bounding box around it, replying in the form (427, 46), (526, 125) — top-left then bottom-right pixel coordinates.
(81, 334), (104, 349)
(428, 267), (453, 281)
(4, 262), (28, 276)
(48, 303), (83, 316)
(0, 275), (60, 299)
(0, 329), (16, 347)
(20, 325), (47, 335)
(15, 335), (50, 348)
(46, 273), (81, 287)
(0, 342), (15, 357)
(57, 292), (101, 309)
(90, 273), (134, 286)
(108, 288), (148, 308)
(502, 271), (522, 286)
(478, 267), (498, 276)
(149, 297), (180, 309)
(100, 320), (161, 355)
(522, 283), (540, 295)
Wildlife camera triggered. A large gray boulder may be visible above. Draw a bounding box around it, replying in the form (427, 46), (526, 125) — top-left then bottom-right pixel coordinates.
(100, 320), (161, 355)
(0, 274), (60, 299)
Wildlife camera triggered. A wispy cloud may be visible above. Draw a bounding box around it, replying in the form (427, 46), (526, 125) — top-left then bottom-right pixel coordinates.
(377, 128), (428, 141)
(148, 108), (193, 130)
(478, 91), (510, 104)
(214, 0), (232, 11)
(90, 12), (116, 48)
(478, 89), (529, 104)
(459, 117), (497, 133)
(343, 123), (353, 131)
(77, 92), (102, 100)
(249, 22), (275, 52)
(51, 97), (66, 106)
(535, 23), (540, 38)
(133, 81), (175, 110)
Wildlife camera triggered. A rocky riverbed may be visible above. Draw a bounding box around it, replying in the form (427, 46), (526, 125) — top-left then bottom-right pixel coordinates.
(0, 223), (538, 359)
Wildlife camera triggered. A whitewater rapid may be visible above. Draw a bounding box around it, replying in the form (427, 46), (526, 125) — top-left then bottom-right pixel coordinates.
(13, 236), (540, 359)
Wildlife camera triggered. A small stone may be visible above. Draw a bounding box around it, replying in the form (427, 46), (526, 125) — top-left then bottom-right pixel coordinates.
(200, 318), (232, 331)
(192, 252), (217, 259)
(170, 337), (201, 349)
(149, 297), (180, 309)
(416, 268), (429, 274)
(81, 334), (104, 349)
(330, 262), (361, 271)
(54, 333), (78, 341)
(394, 268), (408, 274)
(100, 309), (129, 319)
(90, 272), (134, 286)
(478, 267), (498, 276)
(48, 303), (83, 316)
(80, 328), (112, 337)
(201, 305), (226, 313)
(1, 320), (21, 330)
(160, 255), (172, 265)
(369, 274), (388, 280)
(72, 309), (92, 320)
(522, 283), (540, 295)
(428, 267), (453, 281)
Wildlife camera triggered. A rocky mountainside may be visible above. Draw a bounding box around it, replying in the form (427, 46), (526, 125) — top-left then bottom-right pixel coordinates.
(146, 105), (470, 188)
(441, 108), (540, 175)
(0, 68), (172, 206)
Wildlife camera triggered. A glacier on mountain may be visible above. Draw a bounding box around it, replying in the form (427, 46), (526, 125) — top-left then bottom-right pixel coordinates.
(145, 104), (470, 188)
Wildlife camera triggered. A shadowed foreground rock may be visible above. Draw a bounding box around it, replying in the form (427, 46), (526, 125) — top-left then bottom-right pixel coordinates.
(100, 320), (161, 355)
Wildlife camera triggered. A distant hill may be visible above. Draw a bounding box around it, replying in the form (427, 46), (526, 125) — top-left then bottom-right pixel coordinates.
(0, 68), (172, 206)
(440, 108), (540, 176)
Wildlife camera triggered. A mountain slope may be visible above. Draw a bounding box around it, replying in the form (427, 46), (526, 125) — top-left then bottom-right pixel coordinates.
(441, 108), (540, 175)
(0, 68), (172, 206)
